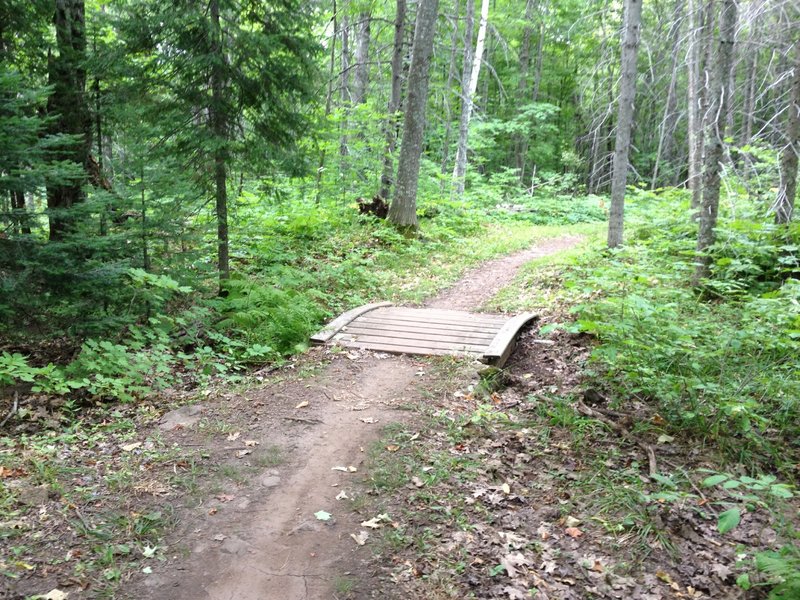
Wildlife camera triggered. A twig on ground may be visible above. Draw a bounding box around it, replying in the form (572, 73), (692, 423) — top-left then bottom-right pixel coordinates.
(0, 392), (19, 429)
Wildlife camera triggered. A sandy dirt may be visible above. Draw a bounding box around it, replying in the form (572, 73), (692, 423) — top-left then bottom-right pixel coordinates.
(124, 234), (583, 600)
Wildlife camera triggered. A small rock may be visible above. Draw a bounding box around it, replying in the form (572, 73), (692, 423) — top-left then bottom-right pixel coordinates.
(159, 405), (205, 431)
(15, 484), (50, 507)
(260, 475), (281, 488)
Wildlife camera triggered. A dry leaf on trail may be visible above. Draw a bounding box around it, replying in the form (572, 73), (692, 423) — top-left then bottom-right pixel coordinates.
(562, 515), (581, 528)
(359, 417), (377, 424)
(501, 483), (511, 494)
(500, 552), (529, 578)
(244, 440), (259, 447)
(226, 431), (241, 442)
(295, 401), (309, 409)
(502, 587), (527, 600)
(565, 527), (583, 538)
(120, 442), (141, 452)
(331, 466), (358, 472)
(335, 490), (349, 500)
(212, 534), (226, 542)
(208, 507), (218, 515)
(215, 494), (235, 503)
(0, 466), (27, 478)
(40, 590), (68, 600)
(235, 449), (251, 458)
(314, 510), (332, 521)
(361, 514), (391, 529)
(351, 530), (369, 546)
(386, 445), (400, 452)
(411, 476), (425, 488)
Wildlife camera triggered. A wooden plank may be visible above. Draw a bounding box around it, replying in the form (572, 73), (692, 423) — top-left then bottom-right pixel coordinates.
(335, 340), (483, 357)
(482, 312), (537, 368)
(343, 322), (497, 342)
(380, 308), (506, 324)
(333, 332), (487, 353)
(310, 302), (393, 344)
(341, 324), (496, 345)
(357, 313), (505, 330)
(350, 317), (502, 336)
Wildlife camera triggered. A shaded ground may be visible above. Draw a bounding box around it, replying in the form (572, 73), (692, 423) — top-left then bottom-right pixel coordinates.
(7, 231), (791, 600)
(2, 234), (584, 600)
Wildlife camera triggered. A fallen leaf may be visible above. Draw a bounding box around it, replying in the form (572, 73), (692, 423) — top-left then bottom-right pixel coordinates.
(141, 545), (157, 558)
(0, 466), (27, 478)
(244, 440), (259, 447)
(120, 442), (141, 452)
(331, 466), (357, 473)
(215, 494), (235, 503)
(360, 514), (391, 529)
(347, 465), (357, 472)
(386, 445), (400, 452)
(502, 483), (511, 494)
(314, 510), (332, 521)
(295, 401), (309, 409)
(226, 431), (241, 442)
(208, 507), (218, 515)
(563, 515), (582, 528)
(332, 466), (349, 472)
(411, 476), (425, 488)
(350, 530), (369, 545)
(335, 490), (349, 500)
(656, 570), (673, 584)
(359, 417), (377, 424)
(499, 552), (529, 578)
(565, 527), (583, 538)
(235, 449), (251, 458)
(141, 566), (153, 574)
(657, 434), (675, 444)
(40, 590), (68, 600)
(212, 534), (226, 542)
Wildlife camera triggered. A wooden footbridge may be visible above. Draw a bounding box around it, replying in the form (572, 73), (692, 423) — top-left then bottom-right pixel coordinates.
(310, 303), (535, 367)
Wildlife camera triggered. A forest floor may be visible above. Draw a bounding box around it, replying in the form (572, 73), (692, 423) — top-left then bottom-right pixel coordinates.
(3, 232), (793, 599)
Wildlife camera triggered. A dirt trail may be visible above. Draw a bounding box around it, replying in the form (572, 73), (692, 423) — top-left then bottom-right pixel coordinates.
(426, 234), (583, 310)
(131, 234), (582, 600)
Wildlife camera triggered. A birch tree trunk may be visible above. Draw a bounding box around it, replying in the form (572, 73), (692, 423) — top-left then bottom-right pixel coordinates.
(694, 0), (738, 283)
(606, 0), (642, 249)
(452, 0), (489, 197)
(378, 0), (406, 201)
(388, 0), (439, 230)
(774, 40), (799, 225)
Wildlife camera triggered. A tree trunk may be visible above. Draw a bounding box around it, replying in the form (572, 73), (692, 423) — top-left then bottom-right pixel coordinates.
(352, 12), (370, 105)
(440, 0), (461, 175)
(606, 0), (642, 249)
(46, 0), (91, 241)
(694, 0), (737, 284)
(774, 40), (799, 225)
(315, 0), (338, 202)
(687, 0), (705, 212)
(210, 0), (229, 284)
(387, 0), (439, 230)
(452, 0), (489, 197)
(378, 0), (407, 200)
(651, 0), (683, 189)
(515, 0), (537, 181)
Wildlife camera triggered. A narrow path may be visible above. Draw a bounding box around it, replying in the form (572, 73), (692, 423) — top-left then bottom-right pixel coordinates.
(131, 233), (583, 600)
(426, 234), (583, 311)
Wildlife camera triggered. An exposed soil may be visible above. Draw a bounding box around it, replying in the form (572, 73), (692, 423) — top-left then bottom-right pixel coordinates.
(426, 234), (584, 311)
(115, 233), (586, 599)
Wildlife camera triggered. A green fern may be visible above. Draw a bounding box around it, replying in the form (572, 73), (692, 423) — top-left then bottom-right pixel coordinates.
(756, 547), (800, 600)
